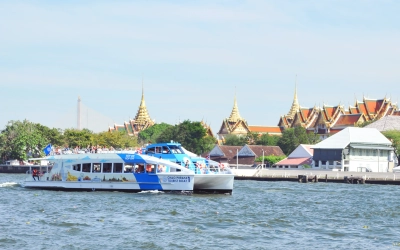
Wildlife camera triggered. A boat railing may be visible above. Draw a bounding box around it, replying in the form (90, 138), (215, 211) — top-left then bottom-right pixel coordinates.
(48, 150), (138, 156)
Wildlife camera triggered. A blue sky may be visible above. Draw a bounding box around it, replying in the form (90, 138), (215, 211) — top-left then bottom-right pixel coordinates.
(1, 0), (399, 134)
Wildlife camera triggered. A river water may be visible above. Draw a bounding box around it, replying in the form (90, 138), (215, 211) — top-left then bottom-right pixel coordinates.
(1, 174), (400, 250)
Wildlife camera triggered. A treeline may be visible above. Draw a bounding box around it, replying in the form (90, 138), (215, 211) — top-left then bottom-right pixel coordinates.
(0, 120), (137, 162)
(138, 121), (216, 155)
(3, 119), (397, 163)
(0, 119), (216, 162)
(223, 127), (320, 155)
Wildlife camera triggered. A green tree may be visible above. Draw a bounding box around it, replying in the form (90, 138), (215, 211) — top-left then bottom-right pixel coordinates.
(256, 133), (280, 146)
(35, 123), (64, 146)
(156, 120), (216, 154)
(244, 132), (259, 145)
(277, 127), (320, 155)
(382, 130), (400, 164)
(223, 134), (247, 146)
(95, 131), (138, 149)
(138, 123), (173, 145)
(255, 155), (286, 165)
(277, 128), (296, 155)
(0, 120), (48, 161)
(63, 128), (93, 148)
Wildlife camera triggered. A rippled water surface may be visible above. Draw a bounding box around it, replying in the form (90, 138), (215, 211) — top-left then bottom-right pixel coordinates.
(1, 174), (400, 249)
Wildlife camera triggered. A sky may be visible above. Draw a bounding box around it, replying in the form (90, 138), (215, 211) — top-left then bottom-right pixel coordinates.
(1, 0), (399, 134)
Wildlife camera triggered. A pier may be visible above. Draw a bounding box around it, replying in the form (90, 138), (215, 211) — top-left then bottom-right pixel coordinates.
(232, 168), (400, 185)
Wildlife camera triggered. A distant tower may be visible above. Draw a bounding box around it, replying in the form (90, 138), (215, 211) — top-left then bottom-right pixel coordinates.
(286, 77), (299, 119)
(134, 84), (154, 129)
(228, 91), (243, 123)
(77, 96), (81, 130)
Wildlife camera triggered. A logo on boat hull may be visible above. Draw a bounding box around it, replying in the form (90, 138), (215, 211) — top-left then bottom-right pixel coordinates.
(162, 176), (191, 183)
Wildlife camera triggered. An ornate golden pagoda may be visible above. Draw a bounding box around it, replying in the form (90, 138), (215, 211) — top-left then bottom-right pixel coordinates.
(286, 82), (299, 120)
(134, 87), (153, 127)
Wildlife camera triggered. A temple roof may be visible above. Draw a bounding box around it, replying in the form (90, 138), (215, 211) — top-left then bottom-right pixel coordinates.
(332, 114), (363, 127)
(134, 87), (153, 126)
(248, 126), (283, 134)
(227, 94), (243, 123)
(286, 83), (299, 119)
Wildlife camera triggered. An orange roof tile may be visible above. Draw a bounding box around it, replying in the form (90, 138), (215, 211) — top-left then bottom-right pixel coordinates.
(349, 107), (359, 114)
(248, 126), (283, 133)
(300, 108), (311, 119)
(365, 99), (384, 114)
(358, 103), (367, 114)
(333, 114), (362, 127)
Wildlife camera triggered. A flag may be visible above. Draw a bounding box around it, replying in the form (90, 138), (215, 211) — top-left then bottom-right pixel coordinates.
(43, 143), (52, 156)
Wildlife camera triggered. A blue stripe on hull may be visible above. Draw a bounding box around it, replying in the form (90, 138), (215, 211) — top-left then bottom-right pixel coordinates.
(133, 173), (163, 190)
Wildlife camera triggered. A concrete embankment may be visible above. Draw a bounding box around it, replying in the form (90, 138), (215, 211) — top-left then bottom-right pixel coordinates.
(232, 168), (400, 185)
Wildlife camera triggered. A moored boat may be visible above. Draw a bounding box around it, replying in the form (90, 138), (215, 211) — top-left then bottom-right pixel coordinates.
(144, 142), (234, 194)
(22, 153), (194, 193)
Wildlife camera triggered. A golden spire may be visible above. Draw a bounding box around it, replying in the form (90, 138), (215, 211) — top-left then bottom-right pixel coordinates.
(228, 89), (243, 123)
(286, 76), (299, 119)
(134, 82), (153, 126)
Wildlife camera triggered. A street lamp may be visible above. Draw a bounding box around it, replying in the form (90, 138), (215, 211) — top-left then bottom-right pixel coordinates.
(262, 149), (264, 170)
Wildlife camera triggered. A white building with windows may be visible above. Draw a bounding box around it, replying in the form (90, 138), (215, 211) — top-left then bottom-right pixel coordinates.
(312, 127), (396, 172)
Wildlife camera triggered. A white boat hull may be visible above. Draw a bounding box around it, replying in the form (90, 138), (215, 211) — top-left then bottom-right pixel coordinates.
(193, 174), (234, 194)
(23, 173), (193, 192)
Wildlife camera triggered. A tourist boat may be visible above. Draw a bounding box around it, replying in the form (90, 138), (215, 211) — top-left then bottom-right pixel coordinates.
(144, 142), (234, 194)
(22, 153), (194, 192)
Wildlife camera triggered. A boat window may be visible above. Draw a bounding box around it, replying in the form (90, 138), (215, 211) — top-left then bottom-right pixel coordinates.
(155, 147), (162, 153)
(147, 147), (155, 154)
(135, 164), (145, 173)
(73, 164), (81, 171)
(169, 145), (183, 154)
(146, 164), (155, 174)
(103, 163), (112, 173)
(124, 164), (134, 173)
(162, 146), (171, 154)
(92, 163), (101, 173)
(82, 163), (91, 172)
(113, 163), (123, 173)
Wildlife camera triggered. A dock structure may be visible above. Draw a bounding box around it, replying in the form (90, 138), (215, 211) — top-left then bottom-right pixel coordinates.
(232, 168), (400, 185)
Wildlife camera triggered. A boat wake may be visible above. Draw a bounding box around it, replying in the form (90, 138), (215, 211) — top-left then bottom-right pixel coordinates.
(138, 190), (165, 194)
(0, 182), (20, 188)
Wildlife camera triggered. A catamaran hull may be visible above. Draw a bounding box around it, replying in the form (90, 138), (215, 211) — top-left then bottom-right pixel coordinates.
(193, 174), (234, 194)
(23, 181), (193, 192)
(23, 174), (194, 192)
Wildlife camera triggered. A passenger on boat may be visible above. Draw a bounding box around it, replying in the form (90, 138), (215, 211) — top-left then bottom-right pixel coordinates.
(185, 160), (189, 168)
(136, 165), (145, 173)
(146, 165), (155, 173)
(32, 169), (39, 181)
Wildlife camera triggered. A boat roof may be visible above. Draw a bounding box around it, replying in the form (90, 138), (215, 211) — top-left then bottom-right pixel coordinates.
(146, 142), (181, 148)
(31, 153), (189, 170)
